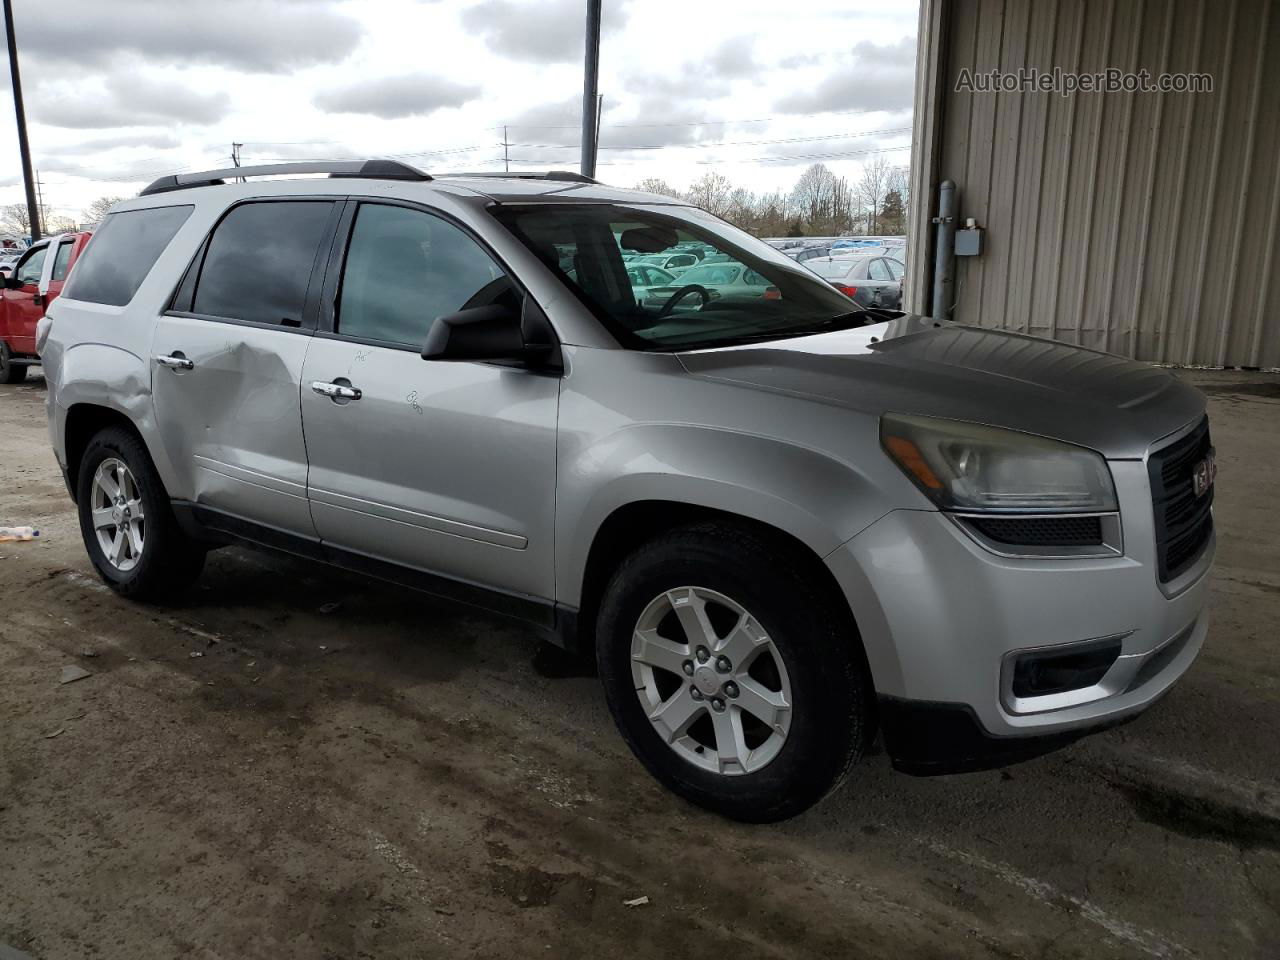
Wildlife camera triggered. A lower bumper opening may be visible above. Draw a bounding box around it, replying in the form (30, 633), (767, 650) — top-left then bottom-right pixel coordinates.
(1010, 639), (1123, 699)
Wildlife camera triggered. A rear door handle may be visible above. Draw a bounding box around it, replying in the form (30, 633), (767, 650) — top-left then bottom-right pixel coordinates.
(311, 380), (362, 401)
(156, 353), (194, 370)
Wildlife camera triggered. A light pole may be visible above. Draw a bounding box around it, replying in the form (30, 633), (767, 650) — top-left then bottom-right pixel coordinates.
(580, 0), (602, 180)
(3, 0), (41, 241)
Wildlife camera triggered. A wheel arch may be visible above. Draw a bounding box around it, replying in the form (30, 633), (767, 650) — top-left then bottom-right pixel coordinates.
(63, 404), (150, 503)
(570, 500), (870, 681)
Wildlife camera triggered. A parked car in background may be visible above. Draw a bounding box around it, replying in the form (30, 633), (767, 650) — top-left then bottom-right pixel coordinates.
(0, 253), (21, 279)
(630, 251), (700, 275)
(641, 260), (780, 309)
(626, 263), (679, 302)
(806, 254), (905, 309)
(0, 231), (92, 383)
(784, 245), (831, 264)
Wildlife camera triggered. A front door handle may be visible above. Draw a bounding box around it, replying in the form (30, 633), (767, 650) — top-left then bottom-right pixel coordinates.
(311, 380), (362, 401)
(156, 353), (194, 370)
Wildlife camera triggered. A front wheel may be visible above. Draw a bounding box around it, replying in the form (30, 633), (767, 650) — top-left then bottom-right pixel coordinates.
(76, 426), (206, 600)
(0, 342), (27, 384)
(596, 523), (874, 822)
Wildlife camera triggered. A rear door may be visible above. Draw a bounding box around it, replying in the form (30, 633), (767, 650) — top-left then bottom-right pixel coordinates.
(1, 242), (48, 354)
(151, 198), (340, 537)
(300, 200), (560, 600)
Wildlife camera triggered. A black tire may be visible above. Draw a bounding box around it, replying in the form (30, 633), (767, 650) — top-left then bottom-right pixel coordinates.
(596, 523), (874, 822)
(0, 342), (27, 384)
(76, 426), (205, 600)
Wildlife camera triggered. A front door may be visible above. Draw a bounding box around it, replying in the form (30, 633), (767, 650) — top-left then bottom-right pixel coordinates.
(1, 242), (48, 355)
(300, 201), (560, 601)
(150, 199), (339, 537)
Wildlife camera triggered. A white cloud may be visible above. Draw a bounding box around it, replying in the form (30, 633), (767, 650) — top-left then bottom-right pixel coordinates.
(315, 74), (482, 118)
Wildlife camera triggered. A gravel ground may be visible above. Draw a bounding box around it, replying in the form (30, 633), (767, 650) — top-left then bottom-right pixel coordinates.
(1, 367), (1277, 960)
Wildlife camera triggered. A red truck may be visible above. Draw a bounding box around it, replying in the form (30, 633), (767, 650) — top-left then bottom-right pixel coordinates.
(0, 231), (92, 383)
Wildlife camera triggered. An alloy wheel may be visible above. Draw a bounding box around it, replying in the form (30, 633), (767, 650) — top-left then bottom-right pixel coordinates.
(90, 458), (146, 572)
(630, 586), (793, 775)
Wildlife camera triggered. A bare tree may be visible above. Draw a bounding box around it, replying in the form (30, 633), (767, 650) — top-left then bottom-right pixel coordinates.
(83, 195), (125, 223)
(857, 155), (893, 235)
(46, 215), (78, 234)
(0, 203), (32, 235)
(886, 165), (910, 214)
(790, 163), (838, 233)
(685, 171), (734, 218)
(632, 178), (682, 200)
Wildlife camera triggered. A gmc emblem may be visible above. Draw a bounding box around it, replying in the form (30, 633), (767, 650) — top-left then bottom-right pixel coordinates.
(1192, 452), (1217, 498)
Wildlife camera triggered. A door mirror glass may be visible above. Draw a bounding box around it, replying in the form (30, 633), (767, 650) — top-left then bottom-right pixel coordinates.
(422, 304), (529, 361)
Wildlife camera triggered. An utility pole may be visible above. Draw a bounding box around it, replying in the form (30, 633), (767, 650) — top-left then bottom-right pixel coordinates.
(580, 0), (601, 179)
(503, 126), (509, 172)
(3, 0), (41, 241)
(231, 142), (244, 183)
(35, 167), (44, 228)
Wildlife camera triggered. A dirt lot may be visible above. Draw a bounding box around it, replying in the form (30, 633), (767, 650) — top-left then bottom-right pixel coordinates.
(1, 368), (1277, 960)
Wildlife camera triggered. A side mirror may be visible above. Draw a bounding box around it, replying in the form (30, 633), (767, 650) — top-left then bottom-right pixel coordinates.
(2, 274), (19, 290)
(421, 304), (536, 363)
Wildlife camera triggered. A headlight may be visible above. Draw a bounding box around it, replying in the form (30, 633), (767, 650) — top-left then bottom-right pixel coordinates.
(880, 414), (1117, 513)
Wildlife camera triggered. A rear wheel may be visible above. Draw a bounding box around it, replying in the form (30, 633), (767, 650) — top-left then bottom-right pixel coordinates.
(0, 342), (27, 384)
(597, 523), (873, 822)
(76, 426), (205, 599)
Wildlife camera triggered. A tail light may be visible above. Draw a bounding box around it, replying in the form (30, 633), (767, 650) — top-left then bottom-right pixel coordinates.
(763, 286), (782, 301)
(833, 284), (858, 298)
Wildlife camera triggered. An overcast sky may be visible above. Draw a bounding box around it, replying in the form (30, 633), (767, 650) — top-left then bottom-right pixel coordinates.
(0, 0), (918, 224)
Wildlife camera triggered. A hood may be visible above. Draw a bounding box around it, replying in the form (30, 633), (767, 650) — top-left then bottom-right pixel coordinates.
(676, 316), (1205, 459)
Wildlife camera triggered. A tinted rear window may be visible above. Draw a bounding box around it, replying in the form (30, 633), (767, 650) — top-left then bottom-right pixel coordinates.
(192, 201), (334, 326)
(808, 258), (867, 279)
(64, 206), (192, 306)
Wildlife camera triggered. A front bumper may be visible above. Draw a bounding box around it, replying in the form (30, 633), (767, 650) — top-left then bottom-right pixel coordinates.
(826, 458), (1212, 754)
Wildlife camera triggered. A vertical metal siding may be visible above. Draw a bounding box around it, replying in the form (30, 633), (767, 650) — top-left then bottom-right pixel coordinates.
(937, 0), (1280, 368)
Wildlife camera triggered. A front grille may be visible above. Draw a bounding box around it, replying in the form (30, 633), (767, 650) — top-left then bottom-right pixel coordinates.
(1149, 417), (1214, 582)
(969, 515), (1103, 547)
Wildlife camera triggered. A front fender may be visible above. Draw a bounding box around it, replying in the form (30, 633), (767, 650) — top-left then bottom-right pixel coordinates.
(556, 422), (898, 608)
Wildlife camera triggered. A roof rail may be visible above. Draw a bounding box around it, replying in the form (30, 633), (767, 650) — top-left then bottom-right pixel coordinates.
(138, 159), (431, 197)
(437, 170), (599, 184)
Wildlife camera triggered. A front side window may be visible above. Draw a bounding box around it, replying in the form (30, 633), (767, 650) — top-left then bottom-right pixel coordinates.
(64, 205), (192, 306)
(192, 201), (334, 326)
(51, 241), (74, 281)
(493, 202), (862, 351)
(15, 245), (47, 285)
(337, 203), (516, 348)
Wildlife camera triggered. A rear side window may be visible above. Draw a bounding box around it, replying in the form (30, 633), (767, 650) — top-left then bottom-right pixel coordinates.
(51, 241), (74, 281)
(191, 201), (334, 327)
(64, 206), (192, 306)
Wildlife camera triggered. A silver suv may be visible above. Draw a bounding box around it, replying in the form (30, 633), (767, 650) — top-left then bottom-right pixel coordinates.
(39, 161), (1215, 822)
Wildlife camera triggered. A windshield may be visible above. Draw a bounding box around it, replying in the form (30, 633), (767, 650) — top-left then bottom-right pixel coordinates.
(808, 258), (868, 279)
(490, 203), (863, 351)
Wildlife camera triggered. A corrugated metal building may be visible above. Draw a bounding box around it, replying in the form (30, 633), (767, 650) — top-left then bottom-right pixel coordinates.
(907, 0), (1280, 368)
